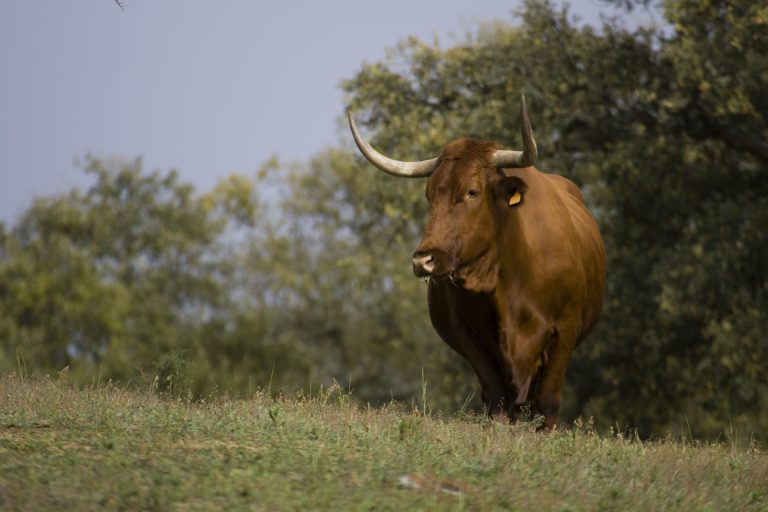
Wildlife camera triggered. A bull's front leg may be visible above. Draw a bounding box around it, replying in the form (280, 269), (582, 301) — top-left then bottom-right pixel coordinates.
(501, 314), (558, 428)
(533, 325), (578, 431)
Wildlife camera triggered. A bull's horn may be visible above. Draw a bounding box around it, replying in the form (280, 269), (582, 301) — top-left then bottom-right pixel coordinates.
(347, 111), (437, 178)
(491, 94), (538, 168)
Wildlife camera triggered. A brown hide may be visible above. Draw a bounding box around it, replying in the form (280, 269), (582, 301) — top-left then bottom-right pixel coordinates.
(414, 139), (605, 429)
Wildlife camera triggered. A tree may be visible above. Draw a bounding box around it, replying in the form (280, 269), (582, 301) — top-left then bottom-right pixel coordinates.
(0, 158), (235, 390)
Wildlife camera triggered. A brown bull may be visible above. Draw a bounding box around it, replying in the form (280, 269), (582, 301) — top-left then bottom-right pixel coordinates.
(348, 96), (605, 429)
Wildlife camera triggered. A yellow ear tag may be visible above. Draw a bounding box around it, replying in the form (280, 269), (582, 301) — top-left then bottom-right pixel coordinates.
(508, 191), (522, 206)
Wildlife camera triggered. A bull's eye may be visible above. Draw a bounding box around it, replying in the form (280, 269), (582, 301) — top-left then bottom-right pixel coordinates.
(464, 189), (479, 200)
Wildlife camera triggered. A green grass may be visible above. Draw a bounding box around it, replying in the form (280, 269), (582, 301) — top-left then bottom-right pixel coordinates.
(1, 373), (766, 511)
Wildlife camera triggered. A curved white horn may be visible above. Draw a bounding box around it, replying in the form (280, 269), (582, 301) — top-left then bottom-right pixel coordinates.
(347, 112), (437, 178)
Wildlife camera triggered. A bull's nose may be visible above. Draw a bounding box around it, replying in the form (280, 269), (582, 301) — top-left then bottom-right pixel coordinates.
(412, 252), (436, 276)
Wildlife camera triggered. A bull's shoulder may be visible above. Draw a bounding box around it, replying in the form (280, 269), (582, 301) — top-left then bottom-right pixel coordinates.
(513, 168), (604, 280)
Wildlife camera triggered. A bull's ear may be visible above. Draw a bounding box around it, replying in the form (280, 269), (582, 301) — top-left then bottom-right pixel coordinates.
(495, 176), (527, 207)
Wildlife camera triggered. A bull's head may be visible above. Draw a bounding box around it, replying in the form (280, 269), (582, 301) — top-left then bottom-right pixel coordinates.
(348, 95), (537, 292)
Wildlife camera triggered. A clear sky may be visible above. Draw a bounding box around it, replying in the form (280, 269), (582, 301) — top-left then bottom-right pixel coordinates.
(0, 0), (647, 224)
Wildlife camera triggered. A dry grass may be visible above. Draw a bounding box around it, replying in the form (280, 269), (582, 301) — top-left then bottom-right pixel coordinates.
(1, 373), (766, 511)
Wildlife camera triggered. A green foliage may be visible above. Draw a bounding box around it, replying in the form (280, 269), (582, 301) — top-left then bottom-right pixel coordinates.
(0, 157), (252, 393)
(152, 349), (192, 397)
(1, 375), (766, 511)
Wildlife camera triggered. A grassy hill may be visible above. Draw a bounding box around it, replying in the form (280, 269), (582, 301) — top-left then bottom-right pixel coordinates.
(1, 373), (766, 511)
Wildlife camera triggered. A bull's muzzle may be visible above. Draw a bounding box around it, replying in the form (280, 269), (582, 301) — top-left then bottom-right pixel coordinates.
(412, 252), (436, 277)
(412, 249), (458, 278)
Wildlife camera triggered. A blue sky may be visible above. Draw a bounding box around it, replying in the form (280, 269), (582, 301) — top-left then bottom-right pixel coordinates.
(0, 0), (650, 224)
